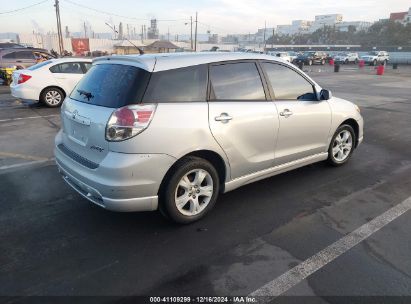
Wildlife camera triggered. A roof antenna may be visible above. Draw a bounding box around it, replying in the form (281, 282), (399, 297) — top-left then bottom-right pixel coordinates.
(105, 22), (144, 55)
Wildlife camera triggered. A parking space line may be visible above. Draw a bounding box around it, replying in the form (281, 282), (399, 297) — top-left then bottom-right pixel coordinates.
(249, 196), (411, 300)
(0, 114), (59, 123)
(0, 158), (55, 171)
(0, 151), (49, 161)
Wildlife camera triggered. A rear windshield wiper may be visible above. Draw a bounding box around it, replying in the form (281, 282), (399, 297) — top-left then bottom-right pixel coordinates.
(77, 89), (94, 101)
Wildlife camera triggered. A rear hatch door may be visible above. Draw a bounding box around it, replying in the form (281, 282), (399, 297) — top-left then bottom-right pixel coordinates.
(60, 62), (151, 164)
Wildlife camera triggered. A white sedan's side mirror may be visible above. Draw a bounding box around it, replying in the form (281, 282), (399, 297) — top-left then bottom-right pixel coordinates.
(320, 89), (332, 100)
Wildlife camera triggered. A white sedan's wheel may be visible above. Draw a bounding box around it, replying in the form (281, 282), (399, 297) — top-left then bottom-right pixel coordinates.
(45, 90), (62, 106)
(332, 130), (353, 162)
(41, 87), (64, 107)
(328, 125), (356, 166)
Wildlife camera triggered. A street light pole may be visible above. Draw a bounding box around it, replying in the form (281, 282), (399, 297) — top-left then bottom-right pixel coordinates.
(190, 16), (193, 51)
(194, 12), (198, 52)
(54, 0), (64, 55)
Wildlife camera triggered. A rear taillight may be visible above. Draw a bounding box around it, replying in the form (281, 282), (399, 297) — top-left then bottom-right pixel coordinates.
(106, 104), (156, 141)
(17, 74), (31, 84)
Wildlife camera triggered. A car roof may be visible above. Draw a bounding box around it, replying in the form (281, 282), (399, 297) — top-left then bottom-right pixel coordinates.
(93, 52), (289, 72)
(49, 57), (92, 63)
(0, 47), (49, 53)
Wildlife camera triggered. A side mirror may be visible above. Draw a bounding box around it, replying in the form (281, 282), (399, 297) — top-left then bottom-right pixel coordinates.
(320, 89), (332, 100)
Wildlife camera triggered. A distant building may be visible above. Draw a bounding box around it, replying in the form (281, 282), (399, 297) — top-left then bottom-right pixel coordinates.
(390, 11), (408, 22)
(147, 19), (159, 39)
(389, 8), (411, 24)
(277, 14), (372, 35)
(255, 27), (275, 43)
(336, 21), (372, 32)
(277, 20), (312, 35)
(208, 34), (219, 44)
(309, 14), (343, 32)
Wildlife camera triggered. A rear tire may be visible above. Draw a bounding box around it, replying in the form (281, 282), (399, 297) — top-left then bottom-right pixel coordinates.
(327, 125), (356, 167)
(159, 156), (220, 224)
(40, 87), (64, 107)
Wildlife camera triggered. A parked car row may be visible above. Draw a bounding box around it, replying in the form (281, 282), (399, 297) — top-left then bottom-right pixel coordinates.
(266, 50), (390, 66)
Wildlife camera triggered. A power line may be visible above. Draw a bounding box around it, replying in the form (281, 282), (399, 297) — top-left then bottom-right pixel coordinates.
(0, 0), (49, 14)
(63, 0), (189, 22)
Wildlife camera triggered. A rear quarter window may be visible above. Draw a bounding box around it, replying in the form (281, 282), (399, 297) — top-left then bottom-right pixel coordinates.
(70, 64), (150, 108)
(143, 65), (207, 102)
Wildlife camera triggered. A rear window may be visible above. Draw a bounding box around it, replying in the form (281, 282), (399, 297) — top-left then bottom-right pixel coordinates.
(27, 60), (53, 71)
(143, 65), (207, 102)
(70, 64), (150, 108)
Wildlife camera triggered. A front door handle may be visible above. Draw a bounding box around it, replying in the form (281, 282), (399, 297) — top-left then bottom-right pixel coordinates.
(215, 113), (233, 123)
(279, 109), (293, 118)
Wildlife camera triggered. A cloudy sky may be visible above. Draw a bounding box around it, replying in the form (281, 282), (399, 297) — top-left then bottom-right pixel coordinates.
(1, 0), (410, 35)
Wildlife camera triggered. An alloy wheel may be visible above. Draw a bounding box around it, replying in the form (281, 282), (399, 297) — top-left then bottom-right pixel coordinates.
(174, 169), (213, 216)
(332, 130), (353, 162)
(45, 90), (62, 106)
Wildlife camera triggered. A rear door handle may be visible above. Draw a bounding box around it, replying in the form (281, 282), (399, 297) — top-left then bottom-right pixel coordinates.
(215, 113), (233, 123)
(279, 109), (293, 118)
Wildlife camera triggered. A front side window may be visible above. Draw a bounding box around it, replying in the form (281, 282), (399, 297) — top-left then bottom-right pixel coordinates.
(262, 63), (316, 101)
(209, 62), (266, 100)
(143, 65), (207, 102)
(50, 62), (83, 74)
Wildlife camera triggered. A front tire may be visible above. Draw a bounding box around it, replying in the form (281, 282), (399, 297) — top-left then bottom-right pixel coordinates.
(159, 157), (220, 224)
(40, 87), (64, 107)
(327, 125), (356, 167)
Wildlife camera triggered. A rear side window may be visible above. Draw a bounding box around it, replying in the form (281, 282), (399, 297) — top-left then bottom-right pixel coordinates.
(14, 51), (35, 59)
(50, 62), (83, 74)
(70, 64), (150, 108)
(2, 52), (16, 59)
(262, 63), (315, 100)
(27, 60), (53, 70)
(209, 62), (266, 100)
(82, 62), (92, 72)
(143, 65), (207, 102)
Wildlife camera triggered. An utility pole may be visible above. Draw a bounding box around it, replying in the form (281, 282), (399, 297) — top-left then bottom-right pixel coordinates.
(190, 16), (193, 50)
(54, 0), (64, 55)
(84, 21), (87, 38)
(194, 12), (198, 52)
(263, 20), (267, 52)
(167, 28), (170, 41)
(272, 28), (275, 48)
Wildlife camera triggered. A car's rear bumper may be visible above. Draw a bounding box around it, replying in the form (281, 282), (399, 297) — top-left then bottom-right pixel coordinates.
(10, 83), (39, 101)
(54, 131), (177, 212)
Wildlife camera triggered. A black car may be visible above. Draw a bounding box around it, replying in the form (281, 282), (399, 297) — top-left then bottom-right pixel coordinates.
(293, 51), (328, 66)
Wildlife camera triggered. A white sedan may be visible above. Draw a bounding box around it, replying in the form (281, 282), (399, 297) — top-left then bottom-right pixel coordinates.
(10, 58), (92, 107)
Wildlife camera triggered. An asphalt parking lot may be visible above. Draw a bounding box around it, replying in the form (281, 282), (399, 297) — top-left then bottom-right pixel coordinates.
(1, 64), (411, 303)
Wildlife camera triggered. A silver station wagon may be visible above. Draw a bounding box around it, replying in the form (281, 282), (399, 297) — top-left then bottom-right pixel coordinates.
(55, 52), (364, 223)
